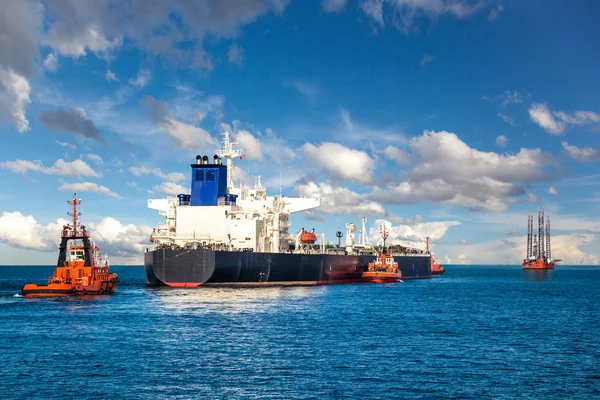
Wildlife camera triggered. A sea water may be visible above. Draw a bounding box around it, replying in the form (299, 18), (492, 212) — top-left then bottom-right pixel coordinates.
(0, 265), (598, 399)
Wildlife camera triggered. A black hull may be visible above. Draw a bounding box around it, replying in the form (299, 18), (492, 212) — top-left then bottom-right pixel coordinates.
(145, 249), (431, 287)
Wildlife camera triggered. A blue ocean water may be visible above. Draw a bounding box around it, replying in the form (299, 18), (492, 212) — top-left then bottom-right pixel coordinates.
(1, 265), (599, 399)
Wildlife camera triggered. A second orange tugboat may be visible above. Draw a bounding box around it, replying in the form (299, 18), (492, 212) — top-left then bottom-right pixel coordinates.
(22, 193), (119, 297)
(362, 222), (402, 283)
(426, 237), (445, 275)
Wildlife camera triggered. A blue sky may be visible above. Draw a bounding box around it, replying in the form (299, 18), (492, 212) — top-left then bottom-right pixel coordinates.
(1, 0), (599, 265)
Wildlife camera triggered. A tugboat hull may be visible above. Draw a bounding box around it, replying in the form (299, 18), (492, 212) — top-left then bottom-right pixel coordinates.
(361, 272), (403, 283)
(22, 281), (117, 297)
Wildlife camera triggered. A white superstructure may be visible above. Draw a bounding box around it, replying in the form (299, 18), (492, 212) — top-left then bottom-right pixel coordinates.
(148, 131), (320, 253)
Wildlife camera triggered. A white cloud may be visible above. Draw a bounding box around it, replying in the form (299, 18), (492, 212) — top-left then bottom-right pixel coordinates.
(294, 181), (385, 216)
(84, 153), (104, 166)
(43, 53), (59, 72)
(383, 145), (412, 166)
(496, 135), (508, 147)
(301, 142), (376, 185)
(459, 239), (467, 245)
(322, 0), (347, 13)
(369, 218), (460, 250)
(0, 211), (67, 251)
(154, 182), (190, 196)
(44, 25), (122, 57)
(88, 217), (154, 262)
(142, 95), (217, 149)
(129, 166), (186, 182)
(0, 66), (31, 133)
(106, 70), (118, 82)
(360, 0), (487, 31)
(445, 234), (599, 265)
(561, 142), (600, 162)
(336, 108), (407, 146)
(488, 3), (503, 21)
(233, 130), (264, 161)
(129, 68), (152, 88)
(529, 103), (600, 134)
(291, 80), (319, 101)
(497, 113), (515, 126)
(419, 54), (435, 67)
(370, 130), (556, 211)
(58, 182), (122, 199)
(1, 158), (99, 178)
(498, 90), (522, 106)
(228, 43), (245, 67)
(56, 140), (76, 150)
(547, 186), (558, 196)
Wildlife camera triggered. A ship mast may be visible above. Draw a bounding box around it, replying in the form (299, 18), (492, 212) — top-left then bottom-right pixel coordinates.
(63, 192), (87, 238)
(215, 130), (244, 193)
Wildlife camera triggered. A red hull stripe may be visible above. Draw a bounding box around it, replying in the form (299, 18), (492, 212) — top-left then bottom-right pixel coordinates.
(164, 282), (204, 288)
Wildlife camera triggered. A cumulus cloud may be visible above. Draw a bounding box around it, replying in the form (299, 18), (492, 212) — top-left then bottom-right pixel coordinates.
(129, 166), (186, 182)
(301, 142), (375, 185)
(445, 234), (599, 265)
(43, 53), (59, 72)
(154, 182), (190, 196)
(0, 66), (32, 133)
(322, 0), (347, 13)
(84, 154), (104, 166)
(228, 43), (245, 67)
(496, 135), (508, 147)
(0, 210), (152, 264)
(547, 186), (558, 196)
(384, 145), (412, 166)
(233, 130), (264, 161)
(370, 130), (558, 211)
(368, 219), (460, 249)
(58, 182), (122, 199)
(529, 103), (600, 134)
(38, 107), (105, 143)
(294, 181), (385, 216)
(38, 0), (290, 70)
(1, 158), (99, 178)
(0, 0), (41, 132)
(561, 142), (600, 162)
(142, 95), (217, 149)
(0, 211), (66, 251)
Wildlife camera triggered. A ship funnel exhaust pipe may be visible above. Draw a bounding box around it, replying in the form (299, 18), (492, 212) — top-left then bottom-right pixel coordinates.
(196, 155), (201, 165)
(203, 155), (209, 165)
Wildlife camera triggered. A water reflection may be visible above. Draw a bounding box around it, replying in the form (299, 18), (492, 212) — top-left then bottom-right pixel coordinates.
(523, 269), (553, 282)
(149, 285), (327, 315)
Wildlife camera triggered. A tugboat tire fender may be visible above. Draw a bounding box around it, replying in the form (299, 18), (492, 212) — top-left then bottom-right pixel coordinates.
(83, 288), (87, 295)
(99, 288), (104, 294)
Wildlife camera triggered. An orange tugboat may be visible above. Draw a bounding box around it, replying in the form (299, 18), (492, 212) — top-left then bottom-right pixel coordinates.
(22, 193), (119, 297)
(362, 222), (402, 283)
(522, 207), (561, 270)
(426, 237), (445, 275)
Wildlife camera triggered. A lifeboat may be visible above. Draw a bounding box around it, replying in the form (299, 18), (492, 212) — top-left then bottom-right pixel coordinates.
(21, 193), (119, 297)
(300, 228), (317, 244)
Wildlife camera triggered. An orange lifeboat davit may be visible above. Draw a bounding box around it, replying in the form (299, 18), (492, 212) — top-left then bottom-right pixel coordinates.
(21, 193), (119, 297)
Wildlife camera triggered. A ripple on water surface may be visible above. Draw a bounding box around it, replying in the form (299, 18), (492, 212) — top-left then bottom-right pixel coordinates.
(0, 265), (599, 399)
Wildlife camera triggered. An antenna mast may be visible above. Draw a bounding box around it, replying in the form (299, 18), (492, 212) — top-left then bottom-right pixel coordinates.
(215, 130), (244, 193)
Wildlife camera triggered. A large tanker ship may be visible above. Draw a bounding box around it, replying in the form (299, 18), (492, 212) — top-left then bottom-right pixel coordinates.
(144, 131), (431, 287)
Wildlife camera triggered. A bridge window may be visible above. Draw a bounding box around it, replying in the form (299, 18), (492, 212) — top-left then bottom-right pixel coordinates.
(195, 170), (204, 181)
(206, 170), (215, 181)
